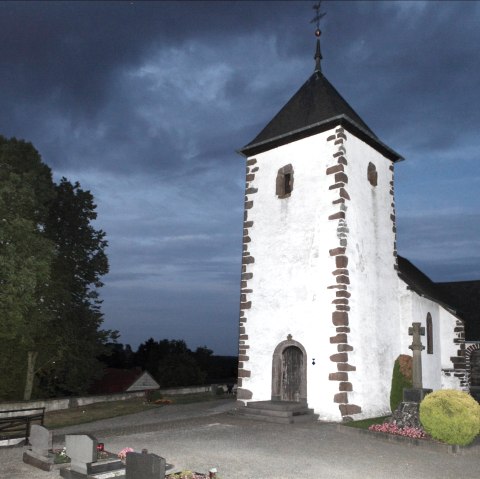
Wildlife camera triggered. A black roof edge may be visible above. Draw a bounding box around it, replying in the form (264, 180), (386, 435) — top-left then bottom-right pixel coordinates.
(396, 256), (462, 320)
(399, 277), (461, 320)
(238, 114), (404, 162)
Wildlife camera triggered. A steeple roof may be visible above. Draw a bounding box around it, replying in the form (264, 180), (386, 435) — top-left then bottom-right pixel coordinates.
(240, 51), (403, 162)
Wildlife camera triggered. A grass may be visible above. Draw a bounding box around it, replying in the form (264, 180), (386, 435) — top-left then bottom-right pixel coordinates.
(342, 415), (390, 429)
(44, 397), (157, 429)
(44, 392), (234, 429)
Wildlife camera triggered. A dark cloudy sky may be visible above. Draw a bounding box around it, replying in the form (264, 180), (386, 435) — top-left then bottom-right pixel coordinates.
(1, 1), (479, 354)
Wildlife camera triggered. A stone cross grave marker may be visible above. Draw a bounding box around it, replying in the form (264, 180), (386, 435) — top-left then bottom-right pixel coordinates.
(29, 424), (52, 457)
(65, 434), (97, 475)
(408, 322), (425, 389)
(126, 451), (166, 479)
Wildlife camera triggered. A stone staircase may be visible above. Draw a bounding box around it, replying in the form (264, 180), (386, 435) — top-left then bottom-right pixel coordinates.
(234, 400), (319, 424)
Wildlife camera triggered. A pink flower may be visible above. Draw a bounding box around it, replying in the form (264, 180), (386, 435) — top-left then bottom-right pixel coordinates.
(118, 447), (134, 460)
(368, 422), (428, 439)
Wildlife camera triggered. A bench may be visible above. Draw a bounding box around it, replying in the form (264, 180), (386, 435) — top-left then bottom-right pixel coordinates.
(0, 407), (45, 444)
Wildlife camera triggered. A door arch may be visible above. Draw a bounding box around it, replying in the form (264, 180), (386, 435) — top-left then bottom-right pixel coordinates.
(271, 338), (307, 403)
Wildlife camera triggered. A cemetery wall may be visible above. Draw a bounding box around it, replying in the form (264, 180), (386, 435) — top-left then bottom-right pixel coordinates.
(0, 384), (229, 413)
(0, 391), (145, 413)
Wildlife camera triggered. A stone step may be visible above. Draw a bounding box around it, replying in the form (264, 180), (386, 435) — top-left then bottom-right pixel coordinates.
(236, 401), (319, 424)
(237, 411), (319, 424)
(236, 412), (298, 424)
(243, 406), (310, 418)
(246, 400), (308, 412)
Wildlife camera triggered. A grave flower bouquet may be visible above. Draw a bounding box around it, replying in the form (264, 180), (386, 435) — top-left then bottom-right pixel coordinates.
(166, 467), (219, 479)
(53, 447), (70, 464)
(166, 472), (215, 479)
(118, 447), (134, 461)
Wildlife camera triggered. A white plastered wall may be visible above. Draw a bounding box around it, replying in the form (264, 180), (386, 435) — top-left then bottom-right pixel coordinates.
(397, 280), (462, 391)
(241, 129), (345, 420)
(341, 134), (401, 418)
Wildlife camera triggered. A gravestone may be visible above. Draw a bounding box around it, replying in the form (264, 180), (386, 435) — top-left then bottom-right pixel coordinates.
(403, 322), (432, 403)
(126, 451), (166, 479)
(23, 424), (61, 472)
(29, 424), (52, 457)
(65, 434), (97, 475)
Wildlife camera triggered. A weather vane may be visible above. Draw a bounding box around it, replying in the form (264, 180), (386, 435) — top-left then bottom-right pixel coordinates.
(311, 1), (326, 37)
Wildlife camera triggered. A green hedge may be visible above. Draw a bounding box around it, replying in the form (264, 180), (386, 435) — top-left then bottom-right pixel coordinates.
(419, 389), (480, 446)
(390, 355), (412, 412)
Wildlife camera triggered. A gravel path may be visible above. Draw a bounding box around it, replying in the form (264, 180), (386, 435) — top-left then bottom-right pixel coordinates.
(1, 399), (479, 479)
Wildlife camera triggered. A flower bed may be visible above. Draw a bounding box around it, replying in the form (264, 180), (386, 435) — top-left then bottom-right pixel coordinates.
(369, 422), (428, 439)
(166, 472), (207, 479)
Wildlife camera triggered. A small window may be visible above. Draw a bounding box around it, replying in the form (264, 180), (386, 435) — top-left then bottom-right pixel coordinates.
(367, 162), (378, 187)
(276, 164), (294, 198)
(426, 313), (433, 354)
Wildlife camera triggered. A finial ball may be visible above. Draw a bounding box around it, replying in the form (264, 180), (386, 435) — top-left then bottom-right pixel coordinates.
(315, 28), (321, 37)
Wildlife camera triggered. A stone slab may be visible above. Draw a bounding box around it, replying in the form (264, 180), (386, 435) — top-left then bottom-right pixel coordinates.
(23, 449), (70, 472)
(87, 457), (123, 474)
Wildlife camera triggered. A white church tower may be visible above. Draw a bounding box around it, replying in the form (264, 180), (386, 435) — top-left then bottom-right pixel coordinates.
(236, 21), (465, 422)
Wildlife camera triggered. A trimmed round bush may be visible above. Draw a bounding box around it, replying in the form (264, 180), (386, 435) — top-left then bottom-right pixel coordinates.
(419, 389), (480, 446)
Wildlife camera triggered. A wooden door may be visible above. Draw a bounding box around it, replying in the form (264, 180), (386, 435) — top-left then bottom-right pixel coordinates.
(281, 346), (303, 401)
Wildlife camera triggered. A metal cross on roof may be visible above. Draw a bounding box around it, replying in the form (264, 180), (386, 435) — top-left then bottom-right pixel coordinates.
(310, 2), (326, 72)
(310, 1), (326, 35)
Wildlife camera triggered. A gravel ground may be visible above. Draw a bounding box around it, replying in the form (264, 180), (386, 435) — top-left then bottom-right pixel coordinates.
(1, 399), (479, 479)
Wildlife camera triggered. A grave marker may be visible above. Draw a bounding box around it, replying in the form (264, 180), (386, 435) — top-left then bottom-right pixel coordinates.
(403, 322), (432, 403)
(29, 424), (51, 457)
(126, 451), (166, 479)
(65, 434), (97, 475)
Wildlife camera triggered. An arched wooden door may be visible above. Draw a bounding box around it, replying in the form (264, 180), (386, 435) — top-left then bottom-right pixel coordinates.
(281, 346), (303, 401)
(272, 338), (307, 403)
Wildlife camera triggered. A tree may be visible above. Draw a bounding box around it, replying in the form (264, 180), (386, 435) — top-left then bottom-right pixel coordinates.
(37, 178), (116, 396)
(133, 339), (206, 387)
(0, 136), (116, 400)
(98, 343), (134, 369)
(0, 136), (55, 399)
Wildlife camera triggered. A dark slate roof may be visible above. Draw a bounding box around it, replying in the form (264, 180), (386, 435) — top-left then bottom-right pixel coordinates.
(397, 256), (480, 341)
(436, 281), (480, 341)
(240, 70), (403, 162)
(89, 367), (149, 394)
(397, 256), (445, 306)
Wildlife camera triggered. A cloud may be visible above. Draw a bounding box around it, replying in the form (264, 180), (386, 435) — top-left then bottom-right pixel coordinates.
(397, 212), (480, 281)
(1, 1), (479, 353)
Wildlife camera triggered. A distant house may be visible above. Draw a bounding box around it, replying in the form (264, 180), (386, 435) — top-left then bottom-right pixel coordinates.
(89, 368), (159, 395)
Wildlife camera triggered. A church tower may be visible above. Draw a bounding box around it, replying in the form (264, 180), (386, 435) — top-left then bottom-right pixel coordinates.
(236, 20), (406, 421)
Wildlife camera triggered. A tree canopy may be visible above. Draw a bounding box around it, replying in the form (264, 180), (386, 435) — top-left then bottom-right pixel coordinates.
(0, 135), (116, 400)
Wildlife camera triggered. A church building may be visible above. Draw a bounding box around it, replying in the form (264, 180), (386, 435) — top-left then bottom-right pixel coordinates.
(236, 27), (470, 422)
